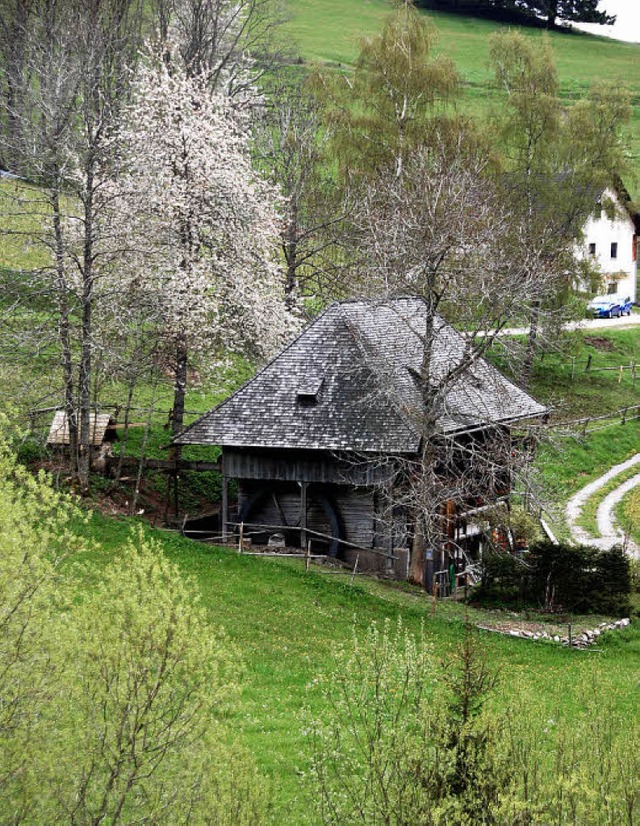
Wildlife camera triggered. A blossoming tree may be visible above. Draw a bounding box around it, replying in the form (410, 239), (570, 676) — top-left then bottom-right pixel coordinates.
(114, 58), (291, 444)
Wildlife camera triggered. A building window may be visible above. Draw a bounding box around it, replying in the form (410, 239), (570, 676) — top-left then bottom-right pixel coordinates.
(611, 242), (618, 259)
(588, 243), (596, 256)
(607, 282), (618, 295)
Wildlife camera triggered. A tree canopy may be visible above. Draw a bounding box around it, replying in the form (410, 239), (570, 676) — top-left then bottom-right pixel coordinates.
(416, 0), (615, 28)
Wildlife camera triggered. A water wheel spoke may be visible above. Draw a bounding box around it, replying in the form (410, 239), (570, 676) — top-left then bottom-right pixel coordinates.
(272, 491), (288, 527)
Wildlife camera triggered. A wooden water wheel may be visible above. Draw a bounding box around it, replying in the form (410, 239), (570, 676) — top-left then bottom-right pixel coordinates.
(237, 483), (344, 557)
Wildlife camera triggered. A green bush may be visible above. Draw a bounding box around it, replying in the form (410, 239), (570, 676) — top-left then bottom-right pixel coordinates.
(475, 542), (632, 615)
(0, 442), (268, 824)
(308, 620), (640, 825)
(307, 619), (509, 825)
(528, 541), (631, 616)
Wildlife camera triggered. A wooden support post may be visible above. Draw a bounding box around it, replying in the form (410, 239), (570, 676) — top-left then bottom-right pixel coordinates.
(585, 354), (592, 372)
(173, 470), (179, 521)
(570, 356), (575, 382)
(300, 482), (308, 550)
(305, 540), (311, 572)
(424, 549), (434, 594)
(618, 365), (624, 384)
(350, 553), (360, 585)
(221, 475), (229, 543)
(238, 521), (244, 554)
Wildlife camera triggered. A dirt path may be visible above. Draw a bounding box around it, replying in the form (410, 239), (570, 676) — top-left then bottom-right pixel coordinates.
(565, 454), (640, 556)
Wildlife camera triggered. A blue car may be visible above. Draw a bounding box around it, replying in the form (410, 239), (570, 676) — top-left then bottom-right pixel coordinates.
(587, 295), (629, 318)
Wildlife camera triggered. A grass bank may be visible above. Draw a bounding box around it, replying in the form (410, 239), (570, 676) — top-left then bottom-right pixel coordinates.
(283, 0), (640, 195)
(73, 510), (640, 824)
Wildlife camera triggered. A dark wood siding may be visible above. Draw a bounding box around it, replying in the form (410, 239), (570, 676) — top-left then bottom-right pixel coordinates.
(224, 447), (396, 486)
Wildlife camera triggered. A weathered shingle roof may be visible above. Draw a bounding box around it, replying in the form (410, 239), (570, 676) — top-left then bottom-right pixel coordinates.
(175, 298), (546, 453)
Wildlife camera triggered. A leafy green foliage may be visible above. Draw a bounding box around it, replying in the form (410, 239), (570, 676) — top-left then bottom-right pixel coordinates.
(283, 2), (640, 198)
(0, 445), (267, 824)
(309, 618), (640, 825)
(477, 541), (632, 615)
(311, 3), (462, 184)
(308, 619), (509, 824)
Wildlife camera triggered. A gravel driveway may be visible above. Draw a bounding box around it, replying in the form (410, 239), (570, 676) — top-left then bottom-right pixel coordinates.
(565, 454), (640, 557)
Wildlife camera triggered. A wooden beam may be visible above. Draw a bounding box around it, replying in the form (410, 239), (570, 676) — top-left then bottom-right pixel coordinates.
(105, 457), (221, 473)
(300, 482), (308, 550)
(221, 476), (229, 543)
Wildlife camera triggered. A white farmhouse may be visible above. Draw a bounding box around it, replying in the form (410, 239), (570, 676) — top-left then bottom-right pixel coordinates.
(578, 185), (639, 303)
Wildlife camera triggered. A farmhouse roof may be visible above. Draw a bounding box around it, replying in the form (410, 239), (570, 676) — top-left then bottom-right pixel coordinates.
(47, 411), (117, 446)
(175, 298), (547, 453)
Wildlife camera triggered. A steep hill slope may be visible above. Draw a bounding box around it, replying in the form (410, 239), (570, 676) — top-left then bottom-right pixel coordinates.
(283, 0), (640, 195)
(79, 512), (639, 824)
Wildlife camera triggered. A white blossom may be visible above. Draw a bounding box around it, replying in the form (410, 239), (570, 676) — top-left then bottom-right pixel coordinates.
(112, 58), (292, 362)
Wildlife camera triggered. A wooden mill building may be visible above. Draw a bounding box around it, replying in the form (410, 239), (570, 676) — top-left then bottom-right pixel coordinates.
(175, 298), (546, 578)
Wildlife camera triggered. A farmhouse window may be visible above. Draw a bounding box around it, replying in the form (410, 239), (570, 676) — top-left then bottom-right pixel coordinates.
(588, 243), (596, 256)
(611, 242), (618, 259)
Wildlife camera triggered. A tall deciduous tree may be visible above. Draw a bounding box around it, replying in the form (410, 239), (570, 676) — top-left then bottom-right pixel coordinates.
(0, 0), (145, 492)
(348, 143), (541, 586)
(255, 76), (347, 309)
(310, 7), (545, 587)
(149, 0), (284, 103)
(489, 30), (631, 387)
(113, 59), (291, 447)
(312, 2), (461, 185)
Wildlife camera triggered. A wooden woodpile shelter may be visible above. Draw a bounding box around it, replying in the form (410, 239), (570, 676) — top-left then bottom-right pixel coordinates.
(47, 411), (118, 447)
(47, 411), (118, 471)
(174, 298), (547, 579)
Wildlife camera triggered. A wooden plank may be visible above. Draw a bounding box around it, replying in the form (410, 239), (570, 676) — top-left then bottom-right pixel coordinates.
(227, 520), (397, 560)
(300, 482), (308, 549)
(223, 447), (394, 485)
(221, 476), (229, 543)
(105, 457), (221, 472)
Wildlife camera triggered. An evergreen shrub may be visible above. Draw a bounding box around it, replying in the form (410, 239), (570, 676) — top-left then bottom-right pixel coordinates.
(475, 541), (631, 616)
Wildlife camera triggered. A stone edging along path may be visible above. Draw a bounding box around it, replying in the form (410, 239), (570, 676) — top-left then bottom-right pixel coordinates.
(478, 618), (631, 649)
(565, 453), (640, 557)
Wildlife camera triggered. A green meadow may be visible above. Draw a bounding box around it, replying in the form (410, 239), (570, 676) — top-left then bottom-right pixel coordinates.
(2, 4), (640, 821)
(283, 0), (640, 195)
(73, 510), (639, 824)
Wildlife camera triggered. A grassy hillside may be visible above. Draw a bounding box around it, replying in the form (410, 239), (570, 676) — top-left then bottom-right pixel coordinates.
(78, 511), (639, 824)
(283, 0), (640, 196)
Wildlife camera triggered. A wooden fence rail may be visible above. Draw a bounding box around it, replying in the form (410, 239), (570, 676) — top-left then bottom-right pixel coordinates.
(226, 520), (398, 561)
(105, 456), (220, 473)
(552, 403), (640, 436)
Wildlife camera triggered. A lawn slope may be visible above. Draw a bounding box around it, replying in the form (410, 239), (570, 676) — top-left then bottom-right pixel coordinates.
(283, 0), (640, 195)
(79, 511), (640, 824)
